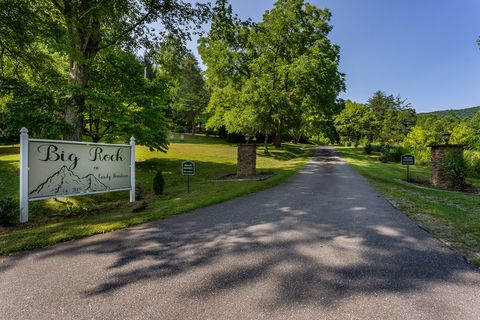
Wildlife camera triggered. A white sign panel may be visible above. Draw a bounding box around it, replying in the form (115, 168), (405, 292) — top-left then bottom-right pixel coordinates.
(28, 140), (132, 200)
(19, 128), (135, 223)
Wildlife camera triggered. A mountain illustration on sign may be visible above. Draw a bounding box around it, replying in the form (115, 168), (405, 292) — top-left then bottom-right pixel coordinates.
(29, 165), (110, 197)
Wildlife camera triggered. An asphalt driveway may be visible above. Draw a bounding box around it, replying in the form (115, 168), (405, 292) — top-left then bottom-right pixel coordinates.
(1, 147), (479, 319)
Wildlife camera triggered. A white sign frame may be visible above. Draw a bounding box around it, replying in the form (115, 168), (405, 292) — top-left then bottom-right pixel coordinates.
(19, 127), (135, 223)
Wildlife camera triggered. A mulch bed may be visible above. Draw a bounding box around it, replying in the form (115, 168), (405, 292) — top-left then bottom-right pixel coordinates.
(403, 178), (480, 195)
(213, 172), (276, 182)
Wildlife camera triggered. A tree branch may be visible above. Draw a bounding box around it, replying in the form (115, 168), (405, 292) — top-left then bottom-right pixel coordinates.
(99, 8), (155, 50)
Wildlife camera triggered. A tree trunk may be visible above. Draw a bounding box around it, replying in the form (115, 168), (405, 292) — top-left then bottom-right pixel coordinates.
(274, 120), (282, 148)
(274, 134), (282, 148)
(64, 60), (87, 141)
(191, 120), (196, 135)
(62, 2), (100, 141)
(263, 130), (269, 154)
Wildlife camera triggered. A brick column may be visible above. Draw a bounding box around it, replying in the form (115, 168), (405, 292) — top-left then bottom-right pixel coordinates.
(237, 144), (257, 177)
(430, 144), (464, 188)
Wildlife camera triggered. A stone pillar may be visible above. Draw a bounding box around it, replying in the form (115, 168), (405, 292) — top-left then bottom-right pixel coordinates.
(237, 144), (257, 177)
(430, 144), (464, 188)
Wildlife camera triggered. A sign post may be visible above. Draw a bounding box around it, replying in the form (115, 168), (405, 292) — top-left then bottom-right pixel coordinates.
(19, 127), (29, 223)
(18, 128), (136, 223)
(401, 154), (415, 182)
(181, 161), (195, 193)
(130, 136), (136, 203)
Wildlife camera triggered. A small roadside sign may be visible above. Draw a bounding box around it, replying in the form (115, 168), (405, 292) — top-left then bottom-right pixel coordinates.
(401, 154), (415, 182)
(401, 154), (415, 166)
(182, 161), (195, 193)
(182, 161), (195, 175)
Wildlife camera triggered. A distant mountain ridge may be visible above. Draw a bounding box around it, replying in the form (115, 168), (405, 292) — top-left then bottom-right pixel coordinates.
(420, 106), (480, 119)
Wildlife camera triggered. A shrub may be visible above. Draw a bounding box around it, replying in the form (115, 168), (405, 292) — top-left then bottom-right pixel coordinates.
(153, 170), (165, 195)
(364, 143), (373, 154)
(465, 151), (480, 179)
(175, 125), (187, 133)
(379, 145), (406, 163)
(0, 196), (18, 226)
(225, 132), (245, 143)
(442, 150), (468, 190)
(62, 201), (87, 216)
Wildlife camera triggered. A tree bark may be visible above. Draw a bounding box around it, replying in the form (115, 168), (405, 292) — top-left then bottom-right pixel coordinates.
(274, 120), (282, 148)
(263, 130), (269, 154)
(62, 2), (100, 141)
(64, 60), (88, 141)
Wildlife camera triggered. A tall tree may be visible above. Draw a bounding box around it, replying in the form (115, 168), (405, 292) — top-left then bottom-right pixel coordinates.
(155, 37), (209, 134)
(367, 90), (416, 144)
(199, 0), (344, 152)
(21, 0), (210, 141)
(84, 48), (170, 151)
(334, 100), (378, 147)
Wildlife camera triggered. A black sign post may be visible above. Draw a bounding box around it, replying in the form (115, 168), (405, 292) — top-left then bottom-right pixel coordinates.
(182, 161), (195, 192)
(401, 154), (415, 182)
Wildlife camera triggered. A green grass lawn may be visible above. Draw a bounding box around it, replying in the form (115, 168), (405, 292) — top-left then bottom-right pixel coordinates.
(0, 135), (314, 255)
(336, 146), (480, 267)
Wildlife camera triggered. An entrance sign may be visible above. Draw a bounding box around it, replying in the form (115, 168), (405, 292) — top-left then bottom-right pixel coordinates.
(181, 161), (195, 193)
(401, 154), (415, 182)
(401, 154), (415, 165)
(182, 161), (195, 176)
(19, 128), (135, 223)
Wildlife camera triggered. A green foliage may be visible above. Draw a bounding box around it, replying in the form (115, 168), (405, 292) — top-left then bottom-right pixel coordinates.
(84, 48), (170, 151)
(465, 151), (480, 179)
(441, 150), (468, 190)
(155, 38), (209, 134)
(364, 144), (373, 154)
(174, 125), (187, 133)
(0, 196), (18, 227)
(367, 91), (416, 144)
(420, 106), (480, 120)
(379, 145), (406, 163)
(469, 110), (480, 149)
(153, 171), (166, 195)
(0, 77), (65, 142)
(334, 101), (377, 147)
(450, 122), (475, 147)
(199, 0), (345, 151)
(61, 201), (87, 217)
(1, 0), (212, 141)
(404, 125), (436, 164)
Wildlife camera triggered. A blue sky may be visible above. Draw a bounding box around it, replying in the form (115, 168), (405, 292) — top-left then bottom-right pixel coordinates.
(188, 0), (480, 113)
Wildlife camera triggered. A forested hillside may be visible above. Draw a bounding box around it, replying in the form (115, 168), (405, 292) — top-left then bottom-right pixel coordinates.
(420, 106), (480, 119)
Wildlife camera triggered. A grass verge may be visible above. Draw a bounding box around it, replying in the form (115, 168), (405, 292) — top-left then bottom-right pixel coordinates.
(0, 135), (314, 255)
(336, 146), (480, 267)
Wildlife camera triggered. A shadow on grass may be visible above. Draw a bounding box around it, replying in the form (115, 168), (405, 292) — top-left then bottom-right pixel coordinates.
(168, 134), (228, 145)
(0, 146), (19, 155)
(0, 152), (304, 256)
(1, 147), (478, 314)
(0, 159), (19, 197)
(258, 145), (315, 161)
